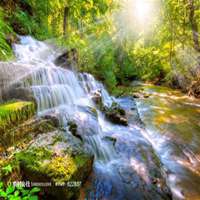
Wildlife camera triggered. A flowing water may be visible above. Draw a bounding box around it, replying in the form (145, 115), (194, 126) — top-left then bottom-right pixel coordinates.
(8, 36), (200, 200)
(135, 84), (200, 200)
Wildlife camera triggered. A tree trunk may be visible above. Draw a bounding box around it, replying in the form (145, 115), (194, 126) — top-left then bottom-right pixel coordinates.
(188, 0), (200, 52)
(63, 7), (69, 36)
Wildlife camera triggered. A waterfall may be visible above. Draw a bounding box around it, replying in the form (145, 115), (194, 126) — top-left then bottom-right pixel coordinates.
(13, 36), (115, 162)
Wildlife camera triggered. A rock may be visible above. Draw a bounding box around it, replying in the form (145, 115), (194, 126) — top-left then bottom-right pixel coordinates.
(91, 90), (103, 108)
(0, 117), (57, 150)
(6, 34), (20, 46)
(103, 136), (117, 146)
(188, 79), (200, 98)
(77, 106), (98, 119)
(68, 121), (83, 141)
(42, 114), (60, 128)
(14, 130), (94, 200)
(54, 49), (78, 69)
(115, 130), (172, 200)
(132, 93), (141, 98)
(2, 86), (36, 103)
(132, 92), (150, 99)
(0, 63), (33, 95)
(71, 107), (100, 138)
(104, 102), (128, 126)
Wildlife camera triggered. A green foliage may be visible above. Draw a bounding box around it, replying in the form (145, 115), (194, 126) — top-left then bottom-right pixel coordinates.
(0, 182), (40, 200)
(10, 8), (37, 35)
(1, 0), (200, 92)
(2, 165), (13, 176)
(0, 8), (13, 60)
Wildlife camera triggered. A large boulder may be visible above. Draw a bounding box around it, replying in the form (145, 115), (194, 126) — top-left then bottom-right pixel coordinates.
(14, 130), (94, 200)
(0, 62), (33, 94)
(104, 102), (128, 126)
(2, 86), (36, 103)
(54, 49), (78, 69)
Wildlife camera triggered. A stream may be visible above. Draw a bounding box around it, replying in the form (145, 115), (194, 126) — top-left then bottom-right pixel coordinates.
(7, 36), (200, 200)
(135, 84), (200, 200)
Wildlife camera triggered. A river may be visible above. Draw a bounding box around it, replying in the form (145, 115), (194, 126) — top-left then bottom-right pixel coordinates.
(135, 84), (200, 200)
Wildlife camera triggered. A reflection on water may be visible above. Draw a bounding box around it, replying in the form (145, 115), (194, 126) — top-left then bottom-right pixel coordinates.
(136, 84), (200, 200)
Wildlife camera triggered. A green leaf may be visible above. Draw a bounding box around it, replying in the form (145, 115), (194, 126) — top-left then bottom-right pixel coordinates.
(28, 195), (38, 200)
(21, 189), (29, 196)
(0, 182), (3, 188)
(6, 185), (15, 194)
(9, 196), (21, 200)
(30, 187), (40, 194)
(0, 191), (7, 197)
(14, 190), (20, 197)
(2, 164), (13, 175)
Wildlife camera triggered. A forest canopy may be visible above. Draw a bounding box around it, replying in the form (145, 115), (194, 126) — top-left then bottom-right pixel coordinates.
(0, 0), (200, 95)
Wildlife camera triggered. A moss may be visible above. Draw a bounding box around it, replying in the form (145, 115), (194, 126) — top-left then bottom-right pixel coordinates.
(15, 147), (52, 172)
(74, 154), (91, 167)
(0, 118), (57, 150)
(111, 86), (144, 97)
(51, 135), (64, 146)
(46, 156), (77, 182)
(0, 101), (36, 132)
(15, 148), (92, 183)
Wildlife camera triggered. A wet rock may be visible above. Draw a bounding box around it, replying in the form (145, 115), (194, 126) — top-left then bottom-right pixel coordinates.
(42, 114), (60, 128)
(54, 49), (78, 69)
(15, 130), (94, 200)
(91, 89), (103, 108)
(68, 121), (83, 141)
(132, 92), (150, 99)
(77, 106), (98, 118)
(72, 108), (100, 137)
(104, 102), (128, 126)
(103, 136), (117, 146)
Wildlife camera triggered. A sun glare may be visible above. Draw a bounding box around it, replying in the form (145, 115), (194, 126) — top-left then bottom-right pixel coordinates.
(115, 0), (160, 40)
(135, 0), (152, 24)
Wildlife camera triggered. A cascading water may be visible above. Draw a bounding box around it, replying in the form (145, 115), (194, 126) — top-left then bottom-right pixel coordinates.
(12, 36), (172, 200)
(13, 36), (114, 162)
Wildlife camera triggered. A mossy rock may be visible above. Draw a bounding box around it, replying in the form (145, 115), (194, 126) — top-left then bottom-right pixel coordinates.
(15, 147), (93, 200)
(104, 102), (128, 126)
(0, 101), (36, 133)
(0, 117), (57, 150)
